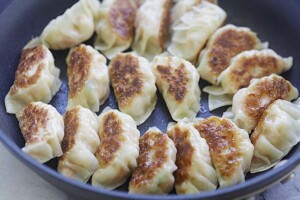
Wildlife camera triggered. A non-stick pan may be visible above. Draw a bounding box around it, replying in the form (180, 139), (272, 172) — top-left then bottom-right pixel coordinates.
(0, 0), (300, 199)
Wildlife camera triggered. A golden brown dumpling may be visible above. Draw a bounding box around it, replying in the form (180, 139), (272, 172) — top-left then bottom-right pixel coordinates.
(194, 116), (254, 188)
(129, 127), (177, 194)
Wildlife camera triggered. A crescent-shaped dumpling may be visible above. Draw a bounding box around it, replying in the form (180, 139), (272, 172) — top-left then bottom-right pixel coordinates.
(152, 56), (201, 122)
(129, 127), (177, 194)
(5, 45), (61, 114)
(16, 102), (64, 163)
(167, 122), (217, 194)
(197, 24), (267, 84)
(109, 52), (157, 125)
(194, 116), (254, 188)
(58, 106), (100, 182)
(231, 74), (298, 133)
(92, 108), (140, 190)
(66, 44), (110, 112)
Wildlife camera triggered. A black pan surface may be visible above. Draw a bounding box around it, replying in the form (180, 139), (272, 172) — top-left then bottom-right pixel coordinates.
(0, 0), (300, 199)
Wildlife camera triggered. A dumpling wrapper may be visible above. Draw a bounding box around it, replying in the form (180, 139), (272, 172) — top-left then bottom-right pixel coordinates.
(250, 99), (300, 173)
(109, 52), (157, 125)
(231, 74), (298, 133)
(5, 45), (61, 114)
(167, 122), (217, 194)
(194, 116), (254, 188)
(66, 44), (110, 112)
(92, 108), (140, 190)
(197, 24), (268, 85)
(171, 0), (218, 28)
(129, 127), (177, 194)
(94, 0), (140, 59)
(29, 0), (100, 50)
(58, 106), (100, 182)
(132, 0), (172, 60)
(152, 56), (201, 122)
(16, 102), (64, 163)
(168, 1), (226, 64)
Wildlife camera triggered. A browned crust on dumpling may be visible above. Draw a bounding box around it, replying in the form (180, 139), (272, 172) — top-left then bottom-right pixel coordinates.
(194, 116), (241, 178)
(156, 63), (189, 102)
(61, 107), (80, 153)
(158, 0), (171, 52)
(130, 130), (170, 188)
(167, 126), (194, 185)
(19, 103), (49, 144)
(244, 75), (293, 126)
(109, 54), (143, 107)
(250, 101), (275, 145)
(95, 112), (124, 167)
(109, 0), (140, 40)
(208, 28), (257, 77)
(10, 45), (47, 95)
(227, 54), (279, 90)
(67, 45), (92, 98)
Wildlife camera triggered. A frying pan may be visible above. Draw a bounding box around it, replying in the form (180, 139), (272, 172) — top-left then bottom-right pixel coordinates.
(0, 0), (300, 199)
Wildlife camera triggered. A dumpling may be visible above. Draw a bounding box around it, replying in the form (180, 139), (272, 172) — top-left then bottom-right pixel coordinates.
(94, 0), (140, 59)
(109, 52), (157, 125)
(205, 49), (293, 96)
(250, 99), (300, 173)
(66, 44), (110, 112)
(194, 116), (254, 188)
(5, 45), (61, 114)
(132, 0), (172, 60)
(152, 56), (201, 122)
(229, 74), (298, 133)
(204, 49), (293, 111)
(58, 106), (100, 182)
(197, 24), (268, 84)
(92, 108), (140, 190)
(38, 0), (100, 50)
(129, 127), (177, 194)
(171, 0), (217, 28)
(168, 1), (226, 64)
(16, 102), (64, 163)
(217, 49), (293, 94)
(167, 122), (217, 194)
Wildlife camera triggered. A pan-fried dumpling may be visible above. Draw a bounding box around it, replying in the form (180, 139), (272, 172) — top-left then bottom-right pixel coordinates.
(16, 102), (64, 163)
(38, 0), (100, 50)
(66, 44), (110, 112)
(194, 116), (254, 188)
(129, 127), (177, 194)
(92, 108), (140, 190)
(5, 45), (61, 114)
(152, 56), (201, 122)
(197, 24), (268, 84)
(229, 74), (298, 133)
(58, 106), (100, 182)
(204, 49), (293, 111)
(217, 49), (293, 94)
(94, 0), (140, 59)
(132, 0), (172, 60)
(250, 99), (300, 173)
(205, 49), (293, 96)
(109, 52), (157, 125)
(171, 0), (217, 28)
(167, 122), (217, 194)
(168, 1), (226, 64)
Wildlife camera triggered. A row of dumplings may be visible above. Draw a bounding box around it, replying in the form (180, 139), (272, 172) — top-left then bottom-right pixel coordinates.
(25, 0), (222, 62)
(4, 43), (198, 125)
(16, 97), (300, 194)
